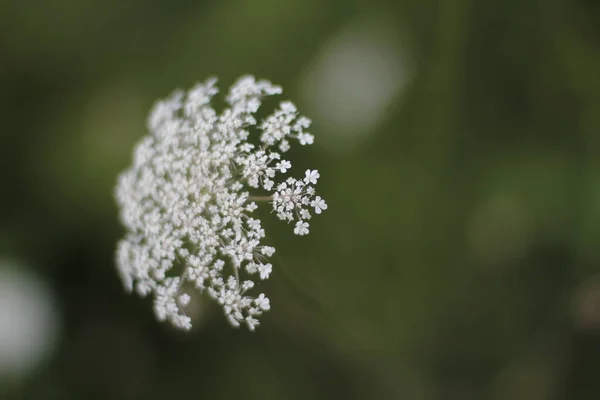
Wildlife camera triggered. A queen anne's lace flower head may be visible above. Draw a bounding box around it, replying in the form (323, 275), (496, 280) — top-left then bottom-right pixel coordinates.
(115, 76), (327, 331)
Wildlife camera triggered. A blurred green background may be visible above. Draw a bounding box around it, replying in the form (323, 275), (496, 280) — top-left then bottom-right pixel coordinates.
(1, 0), (600, 399)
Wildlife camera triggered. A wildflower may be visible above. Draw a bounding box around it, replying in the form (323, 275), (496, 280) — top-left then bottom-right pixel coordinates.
(294, 221), (310, 236)
(312, 196), (328, 214)
(115, 76), (327, 331)
(304, 169), (320, 185)
(258, 263), (272, 280)
(255, 293), (271, 311)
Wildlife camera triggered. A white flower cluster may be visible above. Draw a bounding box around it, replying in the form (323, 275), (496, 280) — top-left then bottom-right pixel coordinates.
(115, 76), (327, 331)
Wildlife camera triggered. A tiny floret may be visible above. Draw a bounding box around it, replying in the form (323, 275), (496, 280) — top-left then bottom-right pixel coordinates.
(312, 196), (328, 215)
(304, 169), (320, 185)
(115, 75), (327, 331)
(294, 221), (310, 236)
(255, 293), (271, 311)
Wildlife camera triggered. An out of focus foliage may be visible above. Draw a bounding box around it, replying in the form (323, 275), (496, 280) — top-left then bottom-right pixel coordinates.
(1, 0), (599, 399)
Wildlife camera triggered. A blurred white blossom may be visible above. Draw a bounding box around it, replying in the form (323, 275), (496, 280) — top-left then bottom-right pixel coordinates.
(115, 76), (327, 331)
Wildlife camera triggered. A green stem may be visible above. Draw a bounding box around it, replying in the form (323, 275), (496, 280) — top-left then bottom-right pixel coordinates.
(248, 196), (273, 202)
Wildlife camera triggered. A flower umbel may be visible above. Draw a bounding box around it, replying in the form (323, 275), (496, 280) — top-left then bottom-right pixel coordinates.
(115, 76), (327, 331)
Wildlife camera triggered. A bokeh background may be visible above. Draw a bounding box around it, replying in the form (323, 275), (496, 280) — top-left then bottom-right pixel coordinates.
(1, 0), (600, 398)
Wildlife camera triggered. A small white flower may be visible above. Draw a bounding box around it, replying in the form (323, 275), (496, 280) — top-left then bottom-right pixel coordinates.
(300, 209), (311, 219)
(275, 160), (291, 173)
(263, 179), (274, 190)
(245, 316), (259, 331)
(178, 293), (191, 306)
(280, 101), (297, 113)
(247, 218), (261, 231)
(246, 262), (258, 274)
(242, 280), (254, 291)
(279, 140), (290, 152)
(255, 293), (270, 311)
(261, 246), (276, 257)
(115, 75), (327, 332)
(258, 263), (272, 280)
(294, 221), (310, 236)
(311, 196), (328, 214)
(304, 169), (320, 185)
(298, 133), (314, 145)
